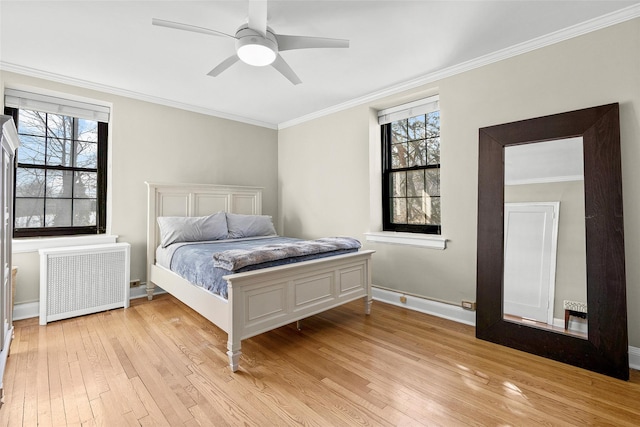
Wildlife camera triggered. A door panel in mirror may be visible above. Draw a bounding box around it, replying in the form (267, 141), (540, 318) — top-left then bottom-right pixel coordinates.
(503, 203), (559, 323)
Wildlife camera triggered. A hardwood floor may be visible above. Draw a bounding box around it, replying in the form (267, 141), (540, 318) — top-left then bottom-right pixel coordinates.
(1, 294), (639, 426)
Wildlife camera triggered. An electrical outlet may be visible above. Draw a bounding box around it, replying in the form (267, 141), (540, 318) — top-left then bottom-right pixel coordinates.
(461, 300), (476, 311)
(130, 279), (141, 288)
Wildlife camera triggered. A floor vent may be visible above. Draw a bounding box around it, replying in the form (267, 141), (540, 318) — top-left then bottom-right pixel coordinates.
(39, 243), (130, 325)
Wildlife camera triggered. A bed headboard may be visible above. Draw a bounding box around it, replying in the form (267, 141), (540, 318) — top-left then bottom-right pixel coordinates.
(146, 182), (263, 276)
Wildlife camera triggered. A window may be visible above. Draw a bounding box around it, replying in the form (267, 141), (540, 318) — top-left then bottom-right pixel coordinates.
(379, 96), (440, 234)
(4, 89), (109, 237)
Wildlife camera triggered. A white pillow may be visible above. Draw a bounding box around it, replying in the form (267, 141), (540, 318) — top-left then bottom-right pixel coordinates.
(157, 212), (227, 248)
(226, 213), (277, 239)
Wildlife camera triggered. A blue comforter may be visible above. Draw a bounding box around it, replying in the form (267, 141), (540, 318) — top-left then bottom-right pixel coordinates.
(166, 237), (360, 299)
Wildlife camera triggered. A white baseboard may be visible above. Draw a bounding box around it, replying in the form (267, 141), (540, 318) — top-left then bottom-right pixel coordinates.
(372, 286), (640, 371)
(12, 284), (165, 321)
(12, 301), (39, 321)
(552, 317), (587, 335)
(629, 346), (640, 371)
(372, 286), (475, 326)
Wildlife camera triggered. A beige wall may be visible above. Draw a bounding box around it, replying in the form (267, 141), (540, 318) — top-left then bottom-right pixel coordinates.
(2, 71), (279, 305)
(278, 18), (640, 346)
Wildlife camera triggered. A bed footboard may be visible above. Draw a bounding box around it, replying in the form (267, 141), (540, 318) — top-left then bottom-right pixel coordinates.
(224, 250), (374, 372)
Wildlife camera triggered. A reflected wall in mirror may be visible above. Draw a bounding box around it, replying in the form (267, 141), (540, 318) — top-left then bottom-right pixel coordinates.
(476, 103), (629, 380)
(503, 138), (588, 339)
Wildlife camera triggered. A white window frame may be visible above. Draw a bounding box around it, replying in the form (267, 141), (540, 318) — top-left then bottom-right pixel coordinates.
(367, 95), (446, 250)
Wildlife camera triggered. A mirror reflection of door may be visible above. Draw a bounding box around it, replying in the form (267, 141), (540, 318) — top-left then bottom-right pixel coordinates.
(504, 202), (558, 325)
(504, 137), (588, 338)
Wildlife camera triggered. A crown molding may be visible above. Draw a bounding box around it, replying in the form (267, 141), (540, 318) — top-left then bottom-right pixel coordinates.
(278, 4), (640, 130)
(0, 62), (278, 130)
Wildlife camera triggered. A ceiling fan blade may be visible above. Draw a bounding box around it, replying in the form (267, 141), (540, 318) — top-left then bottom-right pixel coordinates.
(275, 34), (349, 52)
(152, 18), (236, 39)
(271, 54), (302, 85)
(248, 0), (268, 37)
(207, 55), (240, 77)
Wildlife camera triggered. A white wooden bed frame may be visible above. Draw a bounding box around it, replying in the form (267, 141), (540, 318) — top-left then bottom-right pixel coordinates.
(146, 182), (374, 372)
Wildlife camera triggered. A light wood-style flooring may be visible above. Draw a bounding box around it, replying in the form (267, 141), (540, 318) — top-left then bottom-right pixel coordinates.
(1, 293), (639, 426)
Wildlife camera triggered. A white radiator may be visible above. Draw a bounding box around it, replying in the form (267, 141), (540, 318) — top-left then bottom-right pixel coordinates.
(39, 243), (130, 325)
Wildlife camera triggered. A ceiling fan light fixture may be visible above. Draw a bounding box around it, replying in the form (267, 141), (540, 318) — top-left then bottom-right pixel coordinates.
(236, 29), (278, 66)
(237, 42), (276, 66)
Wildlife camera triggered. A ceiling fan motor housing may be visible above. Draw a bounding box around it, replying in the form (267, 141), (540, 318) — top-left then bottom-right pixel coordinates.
(235, 25), (278, 66)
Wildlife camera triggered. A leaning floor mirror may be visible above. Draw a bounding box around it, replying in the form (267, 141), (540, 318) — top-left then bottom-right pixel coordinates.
(476, 103), (629, 380)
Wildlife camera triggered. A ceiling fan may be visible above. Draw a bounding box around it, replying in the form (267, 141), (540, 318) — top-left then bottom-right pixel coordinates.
(152, 0), (349, 85)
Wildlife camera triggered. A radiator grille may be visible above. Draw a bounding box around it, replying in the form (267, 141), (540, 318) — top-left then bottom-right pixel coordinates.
(39, 243), (130, 325)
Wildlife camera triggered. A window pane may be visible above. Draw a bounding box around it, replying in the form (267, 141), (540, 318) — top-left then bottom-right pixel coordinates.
(74, 171), (97, 198)
(45, 199), (72, 227)
(426, 197), (441, 225)
(390, 172), (406, 197)
(407, 170), (424, 197)
(408, 139), (426, 167)
(427, 137), (440, 165)
(46, 136), (73, 166)
(75, 141), (97, 168)
(48, 114), (74, 139)
(76, 119), (98, 142)
(17, 110), (46, 136)
(392, 198), (406, 224)
(408, 198), (426, 224)
(17, 135), (46, 165)
(408, 115), (425, 140)
(15, 198), (44, 228)
(46, 170), (74, 198)
(16, 168), (45, 197)
(74, 199), (97, 226)
(425, 169), (440, 196)
(391, 120), (408, 144)
(391, 143), (408, 168)
(426, 111), (440, 138)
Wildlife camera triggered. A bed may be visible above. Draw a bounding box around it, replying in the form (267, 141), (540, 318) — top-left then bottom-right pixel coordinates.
(146, 182), (374, 372)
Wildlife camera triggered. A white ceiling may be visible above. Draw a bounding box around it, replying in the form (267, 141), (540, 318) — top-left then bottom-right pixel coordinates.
(1, 1), (639, 129)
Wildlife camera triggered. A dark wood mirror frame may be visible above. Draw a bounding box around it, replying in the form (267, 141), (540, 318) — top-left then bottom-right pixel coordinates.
(476, 103), (629, 380)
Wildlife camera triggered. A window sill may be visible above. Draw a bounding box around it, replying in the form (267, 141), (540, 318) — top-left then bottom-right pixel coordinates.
(13, 234), (118, 254)
(364, 231), (446, 250)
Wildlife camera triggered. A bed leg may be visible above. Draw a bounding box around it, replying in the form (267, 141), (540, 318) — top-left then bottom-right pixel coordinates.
(227, 340), (241, 372)
(296, 320), (302, 330)
(365, 296), (372, 315)
(146, 282), (155, 301)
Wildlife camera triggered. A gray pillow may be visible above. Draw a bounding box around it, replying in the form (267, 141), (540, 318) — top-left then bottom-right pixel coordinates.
(157, 212), (228, 247)
(226, 213), (277, 239)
